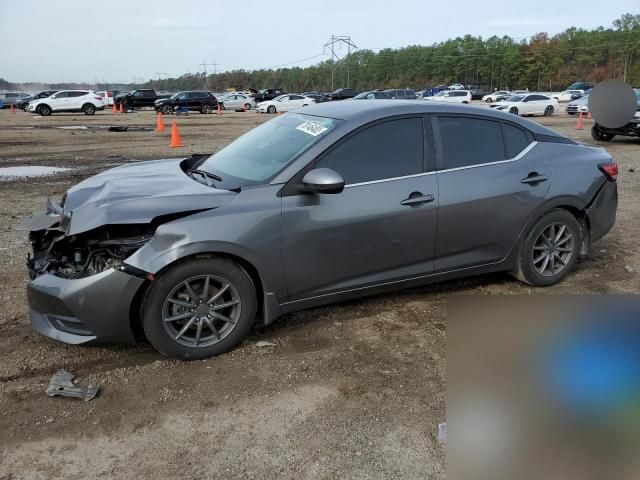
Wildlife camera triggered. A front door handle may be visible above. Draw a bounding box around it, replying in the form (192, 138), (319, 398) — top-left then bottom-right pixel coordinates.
(521, 173), (548, 185)
(401, 193), (435, 207)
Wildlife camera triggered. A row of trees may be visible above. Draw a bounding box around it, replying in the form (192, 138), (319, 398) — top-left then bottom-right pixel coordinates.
(3, 14), (639, 94)
(141, 14), (639, 93)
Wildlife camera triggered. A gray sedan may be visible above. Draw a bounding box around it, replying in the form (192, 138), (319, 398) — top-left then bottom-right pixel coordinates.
(20, 101), (618, 359)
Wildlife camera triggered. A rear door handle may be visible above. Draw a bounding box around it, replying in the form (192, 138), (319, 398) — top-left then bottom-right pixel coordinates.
(401, 193), (435, 207)
(521, 173), (548, 185)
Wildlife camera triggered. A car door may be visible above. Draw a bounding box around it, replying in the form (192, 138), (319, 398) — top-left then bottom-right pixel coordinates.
(522, 95), (543, 114)
(433, 115), (551, 271)
(277, 95), (291, 110)
(69, 91), (87, 110)
(50, 91), (70, 111)
(281, 116), (438, 301)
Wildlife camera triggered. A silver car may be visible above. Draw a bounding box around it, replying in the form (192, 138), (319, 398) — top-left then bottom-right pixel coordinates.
(220, 93), (256, 111)
(20, 101), (618, 359)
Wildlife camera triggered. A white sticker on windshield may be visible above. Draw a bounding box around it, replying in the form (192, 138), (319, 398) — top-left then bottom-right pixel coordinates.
(296, 121), (328, 137)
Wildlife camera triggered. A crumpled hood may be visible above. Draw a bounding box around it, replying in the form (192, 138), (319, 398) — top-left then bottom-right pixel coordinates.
(63, 158), (237, 235)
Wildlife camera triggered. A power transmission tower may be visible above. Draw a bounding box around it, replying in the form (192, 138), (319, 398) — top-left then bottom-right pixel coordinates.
(153, 72), (169, 80)
(323, 35), (358, 91)
(199, 60), (220, 90)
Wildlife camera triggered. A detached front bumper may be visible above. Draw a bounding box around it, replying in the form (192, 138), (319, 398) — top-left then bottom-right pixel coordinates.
(27, 268), (145, 345)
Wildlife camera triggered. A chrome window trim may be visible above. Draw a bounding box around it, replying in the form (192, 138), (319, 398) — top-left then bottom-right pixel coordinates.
(344, 141), (537, 188)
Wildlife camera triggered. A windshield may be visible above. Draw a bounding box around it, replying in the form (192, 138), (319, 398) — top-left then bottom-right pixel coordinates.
(197, 113), (343, 188)
(505, 95), (524, 102)
(353, 92), (370, 99)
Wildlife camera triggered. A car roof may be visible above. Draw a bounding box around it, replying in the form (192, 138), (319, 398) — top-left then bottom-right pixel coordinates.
(300, 100), (562, 136)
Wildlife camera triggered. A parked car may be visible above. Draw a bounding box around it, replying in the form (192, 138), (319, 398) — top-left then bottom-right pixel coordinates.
(482, 91), (512, 103)
(566, 93), (590, 115)
(383, 89), (416, 99)
(114, 89), (171, 110)
(468, 86), (488, 100)
(95, 90), (121, 106)
(16, 90), (58, 111)
(219, 93), (256, 111)
(0, 92), (29, 108)
(552, 90), (585, 102)
(256, 94), (315, 113)
(490, 94), (558, 116)
(426, 90), (472, 103)
(448, 84), (465, 90)
(304, 94), (331, 103)
(327, 88), (358, 100)
(19, 101), (617, 359)
(353, 91), (392, 100)
(566, 82), (594, 92)
(28, 90), (105, 116)
(591, 89), (640, 141)
(155, 91), (219, 114)
(255, 89), (287, 102)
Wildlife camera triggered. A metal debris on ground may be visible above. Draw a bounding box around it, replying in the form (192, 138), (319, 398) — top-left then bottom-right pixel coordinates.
(108, 126), (153, 132)
(46, 369), (100, 401)
(256, 341), (277, 348)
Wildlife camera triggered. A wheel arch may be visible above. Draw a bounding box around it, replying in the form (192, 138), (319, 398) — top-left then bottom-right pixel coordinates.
(129, 245), (283, 337)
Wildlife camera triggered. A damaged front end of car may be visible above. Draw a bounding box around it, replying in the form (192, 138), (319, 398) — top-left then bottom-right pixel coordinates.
(26, 199), (154, 281)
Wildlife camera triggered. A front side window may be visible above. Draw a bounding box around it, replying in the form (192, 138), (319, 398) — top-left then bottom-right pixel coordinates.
(198, 113), (342, 188)
(437, 116), (504, 169)
(316, 118), (423, 185)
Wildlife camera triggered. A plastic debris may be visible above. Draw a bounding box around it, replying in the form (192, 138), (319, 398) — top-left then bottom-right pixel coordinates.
(46, 369), (99, 401)
(256, 341), (277, 348)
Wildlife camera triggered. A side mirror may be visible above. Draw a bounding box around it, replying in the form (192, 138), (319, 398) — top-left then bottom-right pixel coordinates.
(300, 168), (345, 194)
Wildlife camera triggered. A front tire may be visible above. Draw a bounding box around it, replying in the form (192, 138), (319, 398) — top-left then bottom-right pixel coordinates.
(162, 104), (173, 115)
(591, 125), (615, 142)
(243, 103), (251, 111)
(514, 209), (580, 287)
(142, 257), (257, 359)
(485, 98), (492, 103)
(37, 104), (51, 116)
(267, 105), (276, 114)
(509, 107), (519, 115)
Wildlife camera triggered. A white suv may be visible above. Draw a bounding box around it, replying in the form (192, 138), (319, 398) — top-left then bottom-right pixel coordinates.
(29, 90), (105, 116)
(426, 90), (472, 104)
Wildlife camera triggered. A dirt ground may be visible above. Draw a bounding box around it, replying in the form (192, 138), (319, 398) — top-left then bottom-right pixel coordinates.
(0, 105), (638, 479)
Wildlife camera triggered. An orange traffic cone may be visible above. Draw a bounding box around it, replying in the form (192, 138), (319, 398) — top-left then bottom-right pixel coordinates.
(242, 103), (247, 112)
(217, 103), (222, 115)
(10, 103), (15, 113)
(119, 103), (124, 114)
(169, 120), (184, 148)
(112, 102), (117, 113)
(156, 111), (165, 132)
(587, 111), (592, 120)
(576, 112), (584, 130)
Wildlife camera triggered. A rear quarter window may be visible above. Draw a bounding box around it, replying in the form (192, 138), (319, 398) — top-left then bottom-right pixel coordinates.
(502, 123), (530, 158)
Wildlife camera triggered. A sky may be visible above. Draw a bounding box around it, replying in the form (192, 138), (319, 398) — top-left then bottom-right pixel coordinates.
(0, 0), (637, 83)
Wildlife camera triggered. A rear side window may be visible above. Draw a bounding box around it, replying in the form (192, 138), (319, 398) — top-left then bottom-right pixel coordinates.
(69, 91), (88, 97)
(317, 118), (423, 185)
(503, 124), (530, 158)
(437, 116), (504, 169)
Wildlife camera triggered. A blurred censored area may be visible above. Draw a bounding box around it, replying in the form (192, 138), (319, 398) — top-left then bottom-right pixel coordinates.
(447, 296), (640, 480)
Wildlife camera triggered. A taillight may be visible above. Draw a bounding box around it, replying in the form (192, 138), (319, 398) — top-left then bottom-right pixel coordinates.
(598, 162), (618, 181)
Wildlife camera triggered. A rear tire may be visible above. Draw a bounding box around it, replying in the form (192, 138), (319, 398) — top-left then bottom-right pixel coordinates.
(83, 103), (96, 115)
(591, 125), (615, 141)
(142, 257), (257, 360)
(243, 103), (251, 111)
(485, 98), (492, 103)
(200, 103), (212, 114)
(514, 209), (581, 287)
(544, 105), (554, 116)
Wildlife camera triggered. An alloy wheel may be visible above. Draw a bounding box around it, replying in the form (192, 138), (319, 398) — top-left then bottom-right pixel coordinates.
(162, 275), (241, 348)
(531, 222), (574, 277)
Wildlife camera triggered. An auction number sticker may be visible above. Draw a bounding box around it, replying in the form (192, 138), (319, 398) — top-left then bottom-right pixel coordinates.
(296, 121), (328, 136)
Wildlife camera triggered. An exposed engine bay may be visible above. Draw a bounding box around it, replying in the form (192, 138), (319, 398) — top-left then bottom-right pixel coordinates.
(28, 224), (153, 280)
